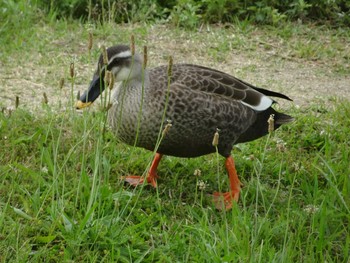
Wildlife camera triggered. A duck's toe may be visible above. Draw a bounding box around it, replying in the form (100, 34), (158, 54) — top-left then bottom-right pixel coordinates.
(146, 173), (158, 188)
(122, 174), (158, 188)
(122, 175), (145, 186)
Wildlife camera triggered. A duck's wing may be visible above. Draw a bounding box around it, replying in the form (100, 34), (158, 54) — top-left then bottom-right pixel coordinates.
(169, 64), (292, 111)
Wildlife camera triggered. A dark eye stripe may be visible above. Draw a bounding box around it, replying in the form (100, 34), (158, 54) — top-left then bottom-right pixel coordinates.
(107, 59), (119, 70)
(107, 56), (131, 70)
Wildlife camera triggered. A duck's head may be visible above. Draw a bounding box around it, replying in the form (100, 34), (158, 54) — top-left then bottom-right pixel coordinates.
(76, 44), (143, 109)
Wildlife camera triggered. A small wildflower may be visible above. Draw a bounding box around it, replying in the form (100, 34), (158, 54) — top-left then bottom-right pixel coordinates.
(41, 166), (49, 174)
(319, 129), (328, 136)
(267, 114), (275, 133)
(212, 128), (220, 147)
(276, 138), (287, 152)
(193, 169), (201, 177)
(143, 45), (148, 69)
(292, 162), (304, 172)
(303, 204), (319, 214)
(162, 120), (172, 137)
(197, 180), (208, 191)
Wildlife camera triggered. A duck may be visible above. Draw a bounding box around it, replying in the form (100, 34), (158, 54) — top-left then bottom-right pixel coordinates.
(76, 44), (294, 210)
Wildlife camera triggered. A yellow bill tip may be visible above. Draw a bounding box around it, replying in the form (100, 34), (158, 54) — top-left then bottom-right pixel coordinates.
(76, 100), (92, 109)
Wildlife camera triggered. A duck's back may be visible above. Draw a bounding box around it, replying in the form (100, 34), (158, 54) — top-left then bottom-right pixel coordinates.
(109, 64), (291, 158)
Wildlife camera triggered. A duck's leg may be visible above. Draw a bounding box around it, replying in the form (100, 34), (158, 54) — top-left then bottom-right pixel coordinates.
(123, 153), (163, 188)
(212, 155), (241, 210)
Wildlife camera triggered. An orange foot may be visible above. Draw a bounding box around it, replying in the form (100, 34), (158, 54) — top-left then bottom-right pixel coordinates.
(122, 174), (158, 188)
(211, 155), (241, 210)
(212, 191), (240, 210)
(122, 153), (163, 189)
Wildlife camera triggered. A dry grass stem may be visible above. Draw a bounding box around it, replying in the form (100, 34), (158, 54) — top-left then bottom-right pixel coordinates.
(167, 56), (173, 77)
(268, 114), (275, 133)
(59, 77), (65, 89)
(105, 103), (113, 111)
(88, 32), (93, 51)
(104, 70), (115, 90)
(101, 46), (108, 65)
(162, 120), (172, 137)
(130, 35), (135, 55)
(108, 73), (114, 90)
(15, 96), (19, 109)
(212, 128), (220, 147)
(143, 46), (148, 69)
(105, 70), (111, 84)
(42, 92), (48, 104)
(70, 63), (75, 78)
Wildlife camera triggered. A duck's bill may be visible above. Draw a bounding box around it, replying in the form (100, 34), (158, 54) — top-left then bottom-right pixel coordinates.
(75, 100), (92, 109)
(76, 75), (105, 109)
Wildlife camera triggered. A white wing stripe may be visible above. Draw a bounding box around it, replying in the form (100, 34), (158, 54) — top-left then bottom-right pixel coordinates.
(241, 95), (273, 111)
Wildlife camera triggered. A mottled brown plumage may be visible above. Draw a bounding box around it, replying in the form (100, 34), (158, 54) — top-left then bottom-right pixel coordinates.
(77, 44), (293, 210)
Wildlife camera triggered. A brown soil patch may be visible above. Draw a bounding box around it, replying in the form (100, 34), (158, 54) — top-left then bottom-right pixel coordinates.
(1, 25), (349, 111)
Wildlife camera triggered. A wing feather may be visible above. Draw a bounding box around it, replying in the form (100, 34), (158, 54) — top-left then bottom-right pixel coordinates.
(150, 64), (291, 111)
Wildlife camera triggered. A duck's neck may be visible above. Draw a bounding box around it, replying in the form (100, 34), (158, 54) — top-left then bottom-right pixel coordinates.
(112, 69), (150, 103)
(123, 68), (150, 90)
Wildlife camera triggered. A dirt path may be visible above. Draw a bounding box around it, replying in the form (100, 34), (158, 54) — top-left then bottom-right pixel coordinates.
(1, 25), (349, 111)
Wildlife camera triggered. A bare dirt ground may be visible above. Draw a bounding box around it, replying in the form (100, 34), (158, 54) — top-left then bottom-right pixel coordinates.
(1, 25), (349, 111)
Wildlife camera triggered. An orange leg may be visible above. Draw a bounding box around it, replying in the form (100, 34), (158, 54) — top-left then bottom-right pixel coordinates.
(123, 153), (163, 188)
(212, 155), (241, 210)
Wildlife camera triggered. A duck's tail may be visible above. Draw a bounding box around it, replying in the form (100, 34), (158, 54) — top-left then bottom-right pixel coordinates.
(236, 107), (294, 144)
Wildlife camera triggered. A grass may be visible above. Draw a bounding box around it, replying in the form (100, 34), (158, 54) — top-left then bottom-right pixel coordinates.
(1, 93), (350, 262)
(1, 10), (350, 263)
